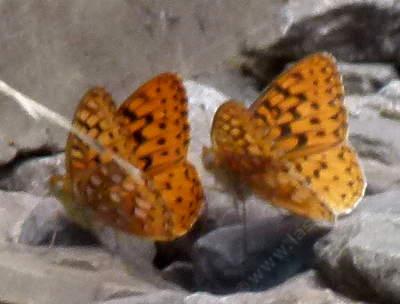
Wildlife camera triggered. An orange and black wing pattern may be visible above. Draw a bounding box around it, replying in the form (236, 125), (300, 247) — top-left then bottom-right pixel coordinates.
(51, 74), (204, 241)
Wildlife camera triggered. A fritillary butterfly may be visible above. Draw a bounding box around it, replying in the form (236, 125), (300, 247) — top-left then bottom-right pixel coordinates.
(50, 73), (204, 241)
(204, 53), (366, 221)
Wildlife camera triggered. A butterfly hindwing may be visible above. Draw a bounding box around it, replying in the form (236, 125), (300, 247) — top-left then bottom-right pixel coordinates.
(151, 161), (204, 237)
(66, 87), (120, 179)
(247, 165), (335, 221)
(287, 144), (366, 215)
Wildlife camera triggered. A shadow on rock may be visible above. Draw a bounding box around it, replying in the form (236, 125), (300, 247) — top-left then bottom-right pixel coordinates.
(191, 215), (331, 294)
(18, 198), (99, 247)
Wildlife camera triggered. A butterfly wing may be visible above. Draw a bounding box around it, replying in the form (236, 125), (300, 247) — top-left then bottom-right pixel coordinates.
(247, 164), (335, 221)
(207, 100), (335, 221)
(116, 73), (190, 173)
(51, 88), (121, 227)
(70, 159), (203, 241)
(209, 101), (270, 173)
(112, 73), (204, 239)
(150, 161), (204, 238)
(207, 53), (365, 221)
(249, 53), (347, 159)
(65, 87), (120, 179)
(287, 144), (366, 215)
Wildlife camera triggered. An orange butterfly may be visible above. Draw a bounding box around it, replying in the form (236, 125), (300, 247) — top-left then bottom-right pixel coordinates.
(203, 53), (366, 222)
(50, 73), (204, 241)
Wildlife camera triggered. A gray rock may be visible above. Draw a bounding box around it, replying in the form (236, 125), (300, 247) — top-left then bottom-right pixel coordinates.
(378, 80), (400, 120)
(192, 216), (330, 293)
(17, 196), (98, 246)
(359, 158), (400, 194)
(100, 290), (186, 304)
(0, 0), (289, 150)
(0, 190), (41, 243)
(315, 214), (400, 303)
(161, 262), (195, 291)
(0, 103), (61, 164)
(0, 244), (163, 304)
(0, 191), (167, 303)
(0, 137), (17, 166)
(185, 271), (364, 304)
(357, 189), (400, 215)
(315, 190), (400, 303)
(0, 153), (64, 196)
(243, 2), (400, 85)
(338, 62), (398, 95)
(0, 152), (160, 282)
(192, 67), (259, 104)
(346, 83), (400, 195)
(378, 79), (400, 100)
(17, 195), (159, 282)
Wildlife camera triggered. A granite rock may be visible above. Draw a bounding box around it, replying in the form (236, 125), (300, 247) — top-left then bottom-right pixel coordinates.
(185, 271), (364, 304)
(315, 215), (400, 302)
(243, 2), (400, 85)
(0, 153), (64, 196)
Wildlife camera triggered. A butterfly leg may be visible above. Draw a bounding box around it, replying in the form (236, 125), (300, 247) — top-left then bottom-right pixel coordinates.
(49, 229), (57, 248)
(232, 183), (248, 263)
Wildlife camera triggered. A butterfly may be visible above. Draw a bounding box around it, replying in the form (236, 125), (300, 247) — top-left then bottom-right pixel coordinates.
(203, 53), (366, 222)
(50, 73), (204, 241)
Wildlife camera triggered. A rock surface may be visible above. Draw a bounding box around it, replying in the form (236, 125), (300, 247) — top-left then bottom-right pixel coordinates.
(0, 244), (166, 304)
(192, 217), (330, 293)
(100, 290), (187, 304)
(0, 190), (171, 304)
(185, 271), (365, 304)
(315, 191), (400, 303)
(0, 0), (286, 149)
(100, 271), (364, 304)
(346, 81), (400, 195)
(243, 2), (400, 85)
(0, 153), (64, 196)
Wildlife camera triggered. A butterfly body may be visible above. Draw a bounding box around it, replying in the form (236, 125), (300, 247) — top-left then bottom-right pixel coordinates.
(205, 53), (366, 222)
(51, 74), (204, 241)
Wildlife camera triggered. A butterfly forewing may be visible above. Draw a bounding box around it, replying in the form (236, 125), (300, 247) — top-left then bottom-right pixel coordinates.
(249, 53), (347, 159)
(210, 101), (270, 173)
(116, 73), (190, 174)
